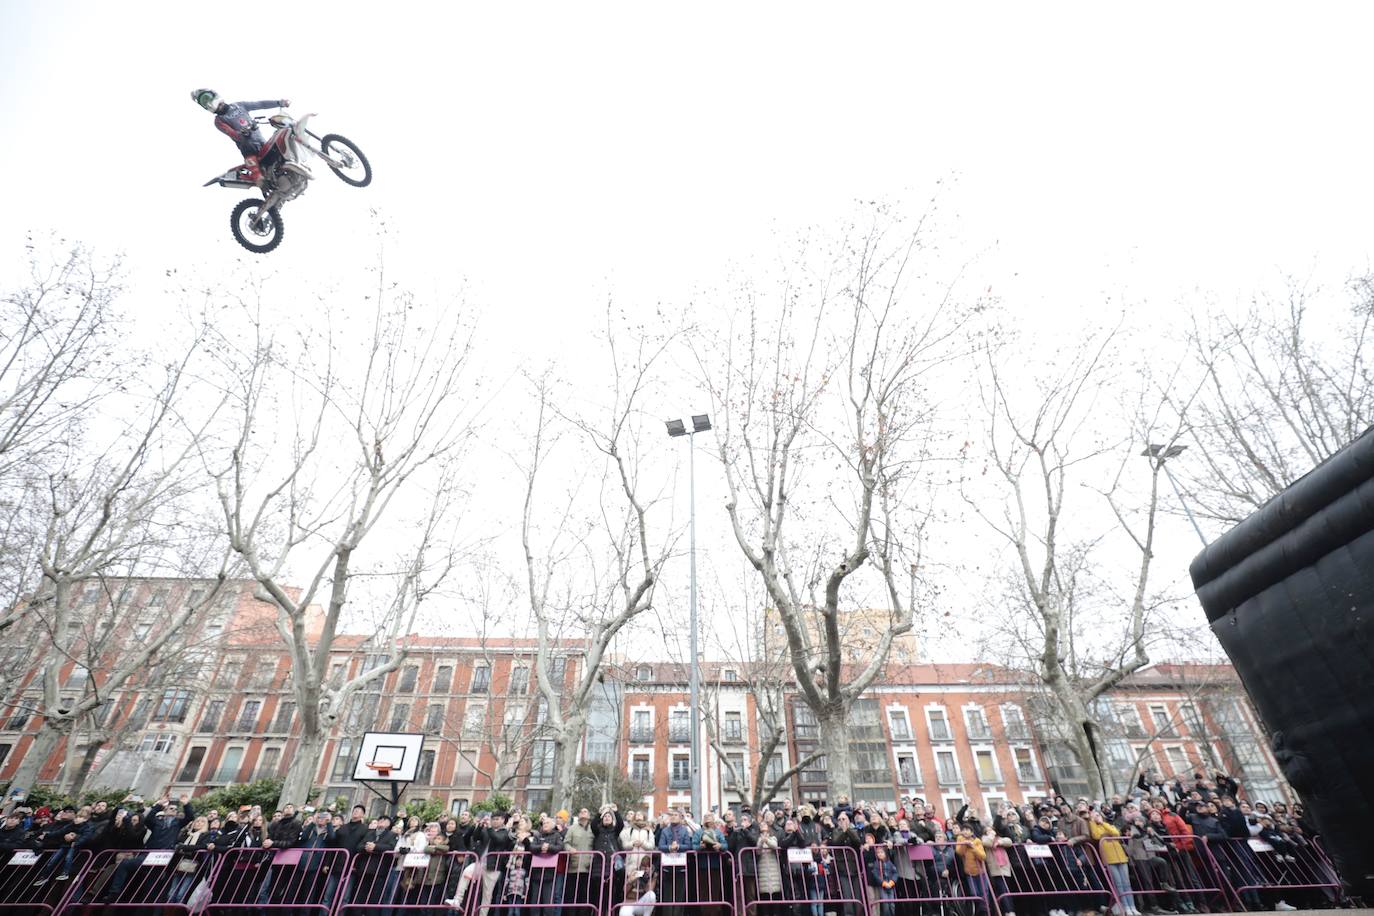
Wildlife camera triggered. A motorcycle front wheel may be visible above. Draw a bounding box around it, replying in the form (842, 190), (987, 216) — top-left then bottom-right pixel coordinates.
(321, 134), (372, 187)
(230, 199), (284, 254)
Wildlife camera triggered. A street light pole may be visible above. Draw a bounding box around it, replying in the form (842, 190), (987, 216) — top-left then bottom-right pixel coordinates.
(667, 414), (711, 816)
(1141, 443), (1208, 548)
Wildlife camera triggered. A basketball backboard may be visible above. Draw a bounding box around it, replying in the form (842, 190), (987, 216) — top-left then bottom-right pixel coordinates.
(353, 731), (425, 782)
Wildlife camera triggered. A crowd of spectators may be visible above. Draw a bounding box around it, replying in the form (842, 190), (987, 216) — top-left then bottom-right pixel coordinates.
(0, 770), (1337, 914)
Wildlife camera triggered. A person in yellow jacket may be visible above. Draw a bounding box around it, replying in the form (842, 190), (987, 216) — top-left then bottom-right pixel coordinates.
(955, 826), (990, 916)
(1089, 811), (1139, 916)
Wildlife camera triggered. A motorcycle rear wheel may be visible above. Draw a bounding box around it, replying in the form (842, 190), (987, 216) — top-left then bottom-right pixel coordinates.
(321, 134), (372, 187)
(230, 199), (284, 254)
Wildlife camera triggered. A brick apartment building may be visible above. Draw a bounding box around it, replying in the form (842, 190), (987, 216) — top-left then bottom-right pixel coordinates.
(0, 578), (1289, 817)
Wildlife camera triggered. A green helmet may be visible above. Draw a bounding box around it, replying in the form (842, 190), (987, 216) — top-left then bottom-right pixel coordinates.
(192, 88), (222, 112)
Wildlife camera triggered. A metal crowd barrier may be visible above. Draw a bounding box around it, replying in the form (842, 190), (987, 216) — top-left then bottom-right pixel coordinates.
(1098, 835), (1234, 914)
(871, 839), (998, 916)
(986, 839), (1114, 916)
(56, 847), (216, 914)
(605, 849), (734, 916)
(0, 848), (94, 916)
(736, 845), (863, 916)
(335, 849), (476, 915)
(1206, 836), (1343, 910)
(204, 847), (349, 915)
(473, 850), (611, 916)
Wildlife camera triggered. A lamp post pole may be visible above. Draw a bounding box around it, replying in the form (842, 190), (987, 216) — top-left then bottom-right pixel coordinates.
(1142, 443), (1208, 548)
(688, 424), (701, 816)
(667, 414), (710, 817)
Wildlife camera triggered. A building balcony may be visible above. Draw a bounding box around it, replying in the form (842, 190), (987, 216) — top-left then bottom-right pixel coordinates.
(967, 725), (992, 741)
(669, 775), (691, 789)
(629, 727), (654, 743)
(668, 727), (690, 744)
(722, 726), (744, 744)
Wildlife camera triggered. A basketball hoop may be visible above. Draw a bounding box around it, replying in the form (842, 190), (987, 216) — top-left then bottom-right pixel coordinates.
(364, 760), (394, 779)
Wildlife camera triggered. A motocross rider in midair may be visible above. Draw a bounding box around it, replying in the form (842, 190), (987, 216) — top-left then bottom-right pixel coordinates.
(191, 89), (303, 187)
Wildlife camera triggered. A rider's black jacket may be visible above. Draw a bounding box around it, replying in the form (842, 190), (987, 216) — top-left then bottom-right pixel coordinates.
(215, 99), (288, 157)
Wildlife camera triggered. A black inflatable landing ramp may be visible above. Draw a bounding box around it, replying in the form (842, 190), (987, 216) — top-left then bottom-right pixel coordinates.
(1190, 425), (1374, 899)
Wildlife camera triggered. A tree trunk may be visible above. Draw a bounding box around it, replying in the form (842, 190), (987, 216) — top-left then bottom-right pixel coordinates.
(818, 710), (854, 802)
(9, 723), (66, 793)
(280, 730), (327, 807)
(67, 741), (105, 796)
(550, 713), (585, 810)
(1062, 713), (1110, 800)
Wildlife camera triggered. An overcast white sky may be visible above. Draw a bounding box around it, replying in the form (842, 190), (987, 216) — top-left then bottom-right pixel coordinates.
(4, 2), (1373, 658)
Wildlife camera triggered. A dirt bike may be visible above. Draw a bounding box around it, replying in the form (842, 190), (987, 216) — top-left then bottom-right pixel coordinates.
(202, 112), (371, 254)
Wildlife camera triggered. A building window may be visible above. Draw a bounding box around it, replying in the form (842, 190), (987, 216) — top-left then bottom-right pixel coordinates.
(944, 795), (966, 818)
(635, 665), (652, 682)
(965, 707), (991, 740)
(7, 707), (33, 731)
(1002, 705), (1029, 740)
(389, 703), (411, 732)
(255, 746), (282, 780)
(139, 733), (176, 754)
(249, 660), (276, 689)
(187, 587), (206, 607)
(216, 661), (241, 688)
(152, 689), (192, 723)
(927, 709), (951, 741)
(178, 746), (206, 782)
(974, 749), (1001, 784)
(133, 623), (152, 641)
(454, 755), (477, 787)
(764, 754), (783, 786)
(1014, 747), (1039, 782)
(1150, 705), (1174, 735)
(397, 665), (418, 694)
(425, 703), (445, 733)
(530, 740), (555, 784)
(723, 669), (737, 682)
(432, 665), (453, 694)
(347, 693), (380, 732)
(450, 798), (469, 815)
(723, 711), (743, 742)
(669, 710), (689, 743)
(215, 747), (245, 783)
(362, 654), (389, 673)
(471, 665), (490, 694)
(463, 704), (485, 736)
(146, 588), (167, 607)
(509, 666), (530, 696)
(935, 750), (960, 785)
(67, 665), (90, 689)
(630, 755), (651, 784)
(670, 754), (690, 788)
(273, 701), (295, 734)
(549, 656), (567, 687)
(416, 749), (436, 784)
(631, 710), (652, 742)
(198, 700), (224, 733)
(1164, 745), (1189, 776)
(726, 753), (747, 788)
(331, 738), (356, 782)
(237, 700), (262, 732)
(793, 706), (818, 740)
(888, 711), (912, 742)
(898, 755), (919, 785)
(526, 789), (550, 813)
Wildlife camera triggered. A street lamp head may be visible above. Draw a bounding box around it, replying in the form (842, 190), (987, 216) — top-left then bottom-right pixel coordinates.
(1141, 443), (1187, 460)
(692, 414), (712, 433)
(665, 419), (687, 438)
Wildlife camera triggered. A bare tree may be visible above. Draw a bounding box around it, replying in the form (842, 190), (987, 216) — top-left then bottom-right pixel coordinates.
(970, 330), (1188, 799)
(699, 207), (965, 798)
(701, 593), (823, 811)
(3, 339), (231, 791)
(1177, 276), (1374, 525)
(525, 322), (675, 809)
(209, 285), (474, 806)
(0, 245), (123, 677)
